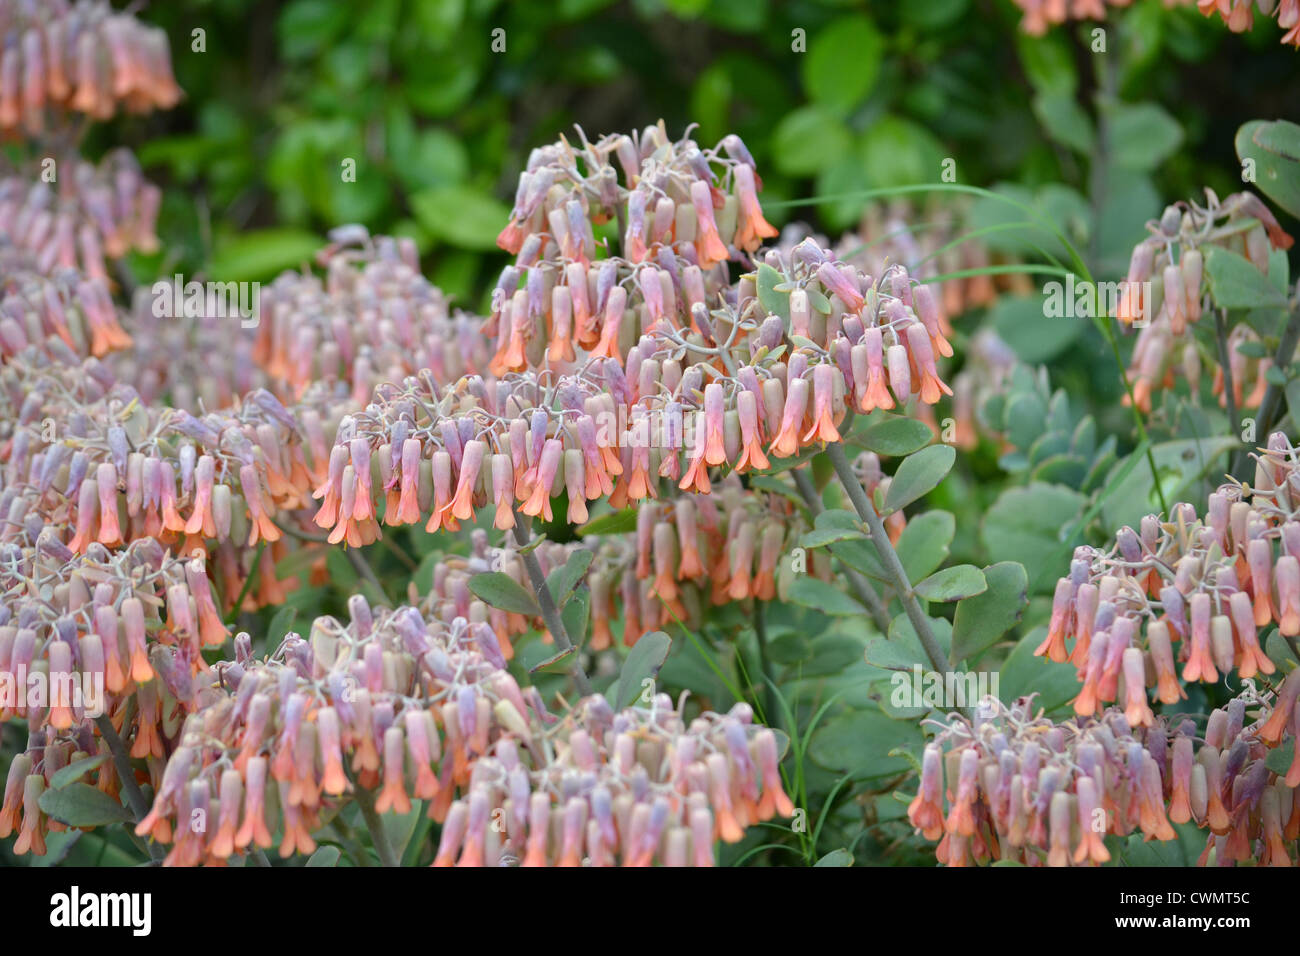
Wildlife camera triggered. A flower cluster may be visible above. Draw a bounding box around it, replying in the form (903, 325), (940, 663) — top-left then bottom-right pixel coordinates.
(1010, 0), (1193, 36)
(1118, 192), (1294, 413)
(127, 594), (793, 866)
(0, 530), (234, 856)
(0, 0), (180, 133)
(254, 229), (489, 403)
(431, 695), (792, 867)
(496, 123), (774, 269)
(907, 692), (1298, 866)
(0, 150), (161, 284)
(1033, 432), (1300, 722)
(1199, 0), (1300, 47)
(0, 247), (132, 360)
(416, 478), (827, 656)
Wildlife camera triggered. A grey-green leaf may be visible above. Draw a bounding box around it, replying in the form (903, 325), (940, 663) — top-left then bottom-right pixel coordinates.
(913, 565), (987, 603)
(884, 444), (955, 514)
(468, 572), (541, 617)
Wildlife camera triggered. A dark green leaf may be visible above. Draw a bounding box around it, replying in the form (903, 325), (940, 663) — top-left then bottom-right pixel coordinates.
(608, 631), (672, 710)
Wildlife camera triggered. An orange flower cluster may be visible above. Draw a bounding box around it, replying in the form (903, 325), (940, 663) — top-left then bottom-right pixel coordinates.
(0, 150), (161, 284)
(1118, 192), (1294, 414)
(0, 0), (180, 134)
(127, 595), (792, 865)
(0, 532), (234, 856)
(1010, 0), (1194, 35)
(432, 696), (793, 866)
(1033, 432), (1300, 723)
(416, 480), (826, 656)
(0, 247), (133, 360)
(1199, 0), (1300, 46)
(907, 692), (1299, 867)
(496, 123), (774, 272)
(253, 230), (490, 403)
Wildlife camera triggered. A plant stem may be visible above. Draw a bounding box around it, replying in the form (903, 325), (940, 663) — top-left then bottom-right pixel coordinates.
(791, 465), (893, 633)
(330, 817), (372, 867)
(825, 443), (952, 675)
(1232, 301), (1300, 478)
(345, 547), (394, 606)
(511, 512), (594, 696)
(751, 600), (779, 729)
(351, 785), (399, 867)
(1215, 309), (1239, 451)
(93, 715), (165, 864)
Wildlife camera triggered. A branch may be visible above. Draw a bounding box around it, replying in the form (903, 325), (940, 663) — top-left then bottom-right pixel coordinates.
(511, 511), (594, 696)
(1232, 300), (1300, 478)
(93, 714), (165, 864)
(825, 443), (952, 676)
(791, 465), (893, 633)
(351, 784), (399, 867)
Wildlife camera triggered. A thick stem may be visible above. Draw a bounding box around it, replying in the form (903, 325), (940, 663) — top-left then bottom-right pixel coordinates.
(825, 443), (952, 675)
(351, 785), (399, 868)
(1233, 302), (1300, 478)
(93, 715), (165, 864)
(791, 465), (893, 633)
(511, 512), (594, 696)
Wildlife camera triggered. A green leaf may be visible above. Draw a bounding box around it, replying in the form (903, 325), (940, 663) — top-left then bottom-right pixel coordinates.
(208, 228), (320, 282)
(49, 756), (109, 791)
(814, 848), (855, 867)
(577, 508), (638, 536)
(803, 15), (883, 116)
(1033, 92), (1095, 155)
(950, 562), (1030, 663)
(981, 483), (1085, 594)
(1099, 437), (1238, 533)
(914, 565), (987, 603)
(772, 105), (851, 177)
(468, 572), (541, 617)
(809, 705), (924, 780)
(992, 295), (1083, 364)
(884, 444), (955, 514)
(895, 510), (955, 582)
(560, 588), (590, 649)
(306, 845), (342, 867)
(799, 509), (866, 549)
(998, 626), (1082, 716)
(1266, 738), (1296, 777)
(829, 537), (886, 581)
(545, 550), (593, 607)
(756, 263), (790, 320)
(38, 783), (132, 827)
(851, 415), (934, 457)
(1108, 102), (1183, 171)
(1237, 119), (1300, 221)
(267, 604), (300, 648)
(608, 631), (672, 710)
(410, 186), (511, 251)
(1204, 246), (1286, 311)
(1016, 31), (1077, 96)
(788, 576), (866, 616)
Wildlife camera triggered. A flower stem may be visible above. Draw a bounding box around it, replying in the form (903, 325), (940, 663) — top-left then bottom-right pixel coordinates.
(791, 465), (892, 633)
(93, 714), (165, 864)
(511, 512), (594, 696)
(351, 784), (399, 867)
(825, 442), (952, 675)
(1232, 300), (1300, 478)
(751, 599), (779, 729)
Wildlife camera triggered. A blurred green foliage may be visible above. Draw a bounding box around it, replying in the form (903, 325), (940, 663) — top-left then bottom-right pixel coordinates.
(83, 0), (1297, 316)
